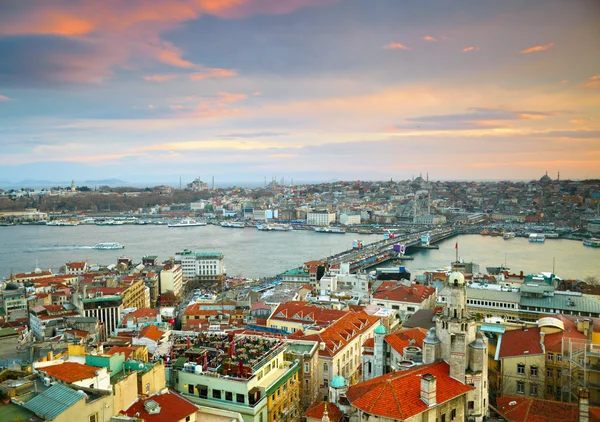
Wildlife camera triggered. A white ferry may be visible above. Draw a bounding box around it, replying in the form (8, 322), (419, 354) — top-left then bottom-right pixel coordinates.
(256, 223), (292, 231)
(94, 242), (125, 250)
(503, 232), (516, 240)
(47, 220), (78, 226)
(168, 218), (207, 228)
(583, 238), (600, 248)
(314, 226), (346, 234)
(528, 233), (546, 243)
(220, 221), (246, 228)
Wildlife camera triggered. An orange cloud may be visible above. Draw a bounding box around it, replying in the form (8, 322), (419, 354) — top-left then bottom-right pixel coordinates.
(154, 42), (197, 68)
(383, 42), (410, 50)
(570, 119), (585, 125)
(521, 42), (554, 54)
(423, 36), (437, 42)
(0, 12), (94, 36)
(144, 74), (177, 82)
(579, 75), (600, 89)
(462, 46), (479, 53)
(190, 68), (237, 80)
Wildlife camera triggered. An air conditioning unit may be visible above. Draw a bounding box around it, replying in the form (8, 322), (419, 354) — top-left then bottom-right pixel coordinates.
(43, 377), (52, 387)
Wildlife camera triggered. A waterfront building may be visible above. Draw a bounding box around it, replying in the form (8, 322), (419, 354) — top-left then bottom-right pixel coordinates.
(306, 210), (336, 226)
(280, 268), (311, 287)
(160, 262), (184, 297)
(437, 287), (521, 322)
(342, 271), (489, 422)
(339, 213), (361, 225)
(588, 218), (600, 235)
(175, 250), (225, 281)
(65, 261), (88, 275)
(371, 282), (437, 322)
(14, 268), (53, 283)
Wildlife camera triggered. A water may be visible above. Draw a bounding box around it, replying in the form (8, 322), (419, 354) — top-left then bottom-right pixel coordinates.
(0, 227), (598, 280)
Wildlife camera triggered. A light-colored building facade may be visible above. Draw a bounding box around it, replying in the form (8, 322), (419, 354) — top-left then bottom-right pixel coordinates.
(306, 211), (336, 226)
(160, 263), (184, 296)
(175, 250), (225, 280)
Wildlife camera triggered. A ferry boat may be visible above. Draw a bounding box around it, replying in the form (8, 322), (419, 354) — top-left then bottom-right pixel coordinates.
(47, 220), (78, 226)
(503, 232), (516, 240)
(583, 238), (600, 248)
(256, 223), (292, 231)
(94, 242), (125, 250)
(220, 221), (246, 228)
(480, 230), (489, 235)
(528, 233), (546, 243)
(96, 219), (124, 226)
(314, 226), (346, 234)
(168, 218), (207, 228)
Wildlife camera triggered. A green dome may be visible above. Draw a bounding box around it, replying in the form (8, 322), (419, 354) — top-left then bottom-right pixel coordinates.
(331, 375), (347, 389)
(374, 325), (387, 335)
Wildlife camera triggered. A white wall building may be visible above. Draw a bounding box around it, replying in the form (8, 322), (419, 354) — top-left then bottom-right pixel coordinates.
(174, 250), (224, 280)
(160, 264), (184, 296)
(339, 213), (361, 225)
(307, 211), (336, 226)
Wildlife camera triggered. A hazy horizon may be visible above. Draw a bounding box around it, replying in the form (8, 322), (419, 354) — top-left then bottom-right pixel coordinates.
(1, 0), (599, 181)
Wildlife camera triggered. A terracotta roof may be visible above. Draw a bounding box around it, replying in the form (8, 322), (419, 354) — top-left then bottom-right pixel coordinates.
(66, 261), (87, 269)
(363, 337), (374, 348)
(105, 346), (136, 359)
(250, 301), (270, 311)
(122, 390), (198, 422)
(15, 270), (52, 279)
(301, 311), (380, 357)
(138, 325), (165, 342)
(346, 361), (473, 420)
(498, 327), (544, 358)
(304, 401), (343, 422)
(496, 396), (581, 422)
(65, 329), (89, 338)
(270, 301), (347, 325)
(124, 308), (159, 320)
(385, 327), (428, 355)
(372, 283), (436, 304)
(41, 362), (100, 383)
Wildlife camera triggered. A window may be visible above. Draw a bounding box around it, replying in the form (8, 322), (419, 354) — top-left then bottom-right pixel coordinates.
(557, 354), (562, 362)
(547, 369), (553, 378)
(324, 380), (328, 388)
(547, 385), (554, 394)
(530, 366), (538, 377)
(213, 390), (222, 399)
(188, 384), (194, 394)
(548, 352), (554, 361)
(441, 415), (446, 422)
(225, 391), (233, 401)
(468, 401), (474, 410)
(517, 363), (525, 375)
(237, 394), (245, 404)
(451, 409), (456, 419)
(89, 415), (98, 422)
(186, 417), (190, 422)
(517, 381), (525, 394)
(323, 363), (328, 373)
(304, 362), (310, 373)
(530, 384), (538, 396)
(145, 383), (150, 394)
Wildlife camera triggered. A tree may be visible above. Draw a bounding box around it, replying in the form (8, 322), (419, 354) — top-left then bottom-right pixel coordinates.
(584, 276), (599, 287)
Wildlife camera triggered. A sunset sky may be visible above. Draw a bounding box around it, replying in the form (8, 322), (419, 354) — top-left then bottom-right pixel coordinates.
(1, 0), (599, 185)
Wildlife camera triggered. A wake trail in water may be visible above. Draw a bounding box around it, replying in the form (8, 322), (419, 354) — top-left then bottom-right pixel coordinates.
(23, 245), (96, 253)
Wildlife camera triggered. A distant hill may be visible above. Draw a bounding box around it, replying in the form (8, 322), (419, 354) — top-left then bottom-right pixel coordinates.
(0, 179), (129, 189)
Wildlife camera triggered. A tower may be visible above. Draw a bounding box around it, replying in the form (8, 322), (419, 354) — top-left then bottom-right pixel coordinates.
(71, 180), (76, 192)
(373, 325), (387, 377)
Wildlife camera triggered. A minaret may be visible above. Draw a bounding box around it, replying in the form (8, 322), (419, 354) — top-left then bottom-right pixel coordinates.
(71, 180), (76, 192)
(557, 171), (560, 182)
(374, 325), (387, 377)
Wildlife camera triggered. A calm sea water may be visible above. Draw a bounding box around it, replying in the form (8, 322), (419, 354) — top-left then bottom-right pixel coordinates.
(0, 226), (598, 280)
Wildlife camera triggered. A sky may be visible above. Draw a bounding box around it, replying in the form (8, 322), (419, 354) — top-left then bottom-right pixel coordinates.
(0, 0), (599, 185)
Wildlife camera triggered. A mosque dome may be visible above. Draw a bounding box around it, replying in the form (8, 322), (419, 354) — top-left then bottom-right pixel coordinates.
(448, 271), (465, 286)
(330, 375), (347, 389)
(540, 172), (552, 183)
(5, 282), (19, 290)
(374, 325), (387, 335)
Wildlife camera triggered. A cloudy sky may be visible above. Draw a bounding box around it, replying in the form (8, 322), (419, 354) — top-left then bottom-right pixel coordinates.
(0, 0), (599, 185)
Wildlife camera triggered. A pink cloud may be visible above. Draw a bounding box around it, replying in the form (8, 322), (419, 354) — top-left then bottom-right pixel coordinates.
(579, 75), (600, 89)
(190, 68), (237, 80)
(144, 74), (178, 82)
(521, 42), (554, 54)
(0, 94), (11, 102)
(423, 36), (437, 42)
(462, 46), (480, 53)
(383, 42), (410, 50)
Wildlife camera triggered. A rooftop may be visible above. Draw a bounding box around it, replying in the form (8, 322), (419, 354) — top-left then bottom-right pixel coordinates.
(384, 327), (428, 355)
(498, 327), (544, 358)
(23, 384), (84, 420)
(304, 401), (343, 422)
(122, 390), (199, 422)
(496, 395), (582, 422)
(39, 362), (101, 383)
(372, 283), (436, 304)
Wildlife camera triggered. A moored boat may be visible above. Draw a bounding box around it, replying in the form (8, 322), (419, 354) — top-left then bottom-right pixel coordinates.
(47, 219), (78, 226)
(168, 218), (207, 228)
(314, 226), (346, 234)
(528, 233), (546, 243)
(583, 238), (600, 248)
(503, 232), (516, 240)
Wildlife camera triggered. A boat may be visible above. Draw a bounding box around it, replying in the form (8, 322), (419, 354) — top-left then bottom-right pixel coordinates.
(168, 218), (207, 228)
(481, 230), (489, 235)
(583, 238), (600, 248)
(96, 220), (124, 226)
(94, 242), (125, 250)
(314, 226), (346, 234)
(47, 220), (78, 226)
(256, 223), (292, 231)
(503, 232), (516, 240)
(528, 233), (546, 243)
(220, 221), (246, 228)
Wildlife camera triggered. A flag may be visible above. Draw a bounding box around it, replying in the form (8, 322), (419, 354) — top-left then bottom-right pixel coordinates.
(455, 242), (458, 249)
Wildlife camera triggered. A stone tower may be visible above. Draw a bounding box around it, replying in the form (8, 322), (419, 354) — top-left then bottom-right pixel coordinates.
(430, 271), (488, 422)
(373, 325), (387, 378)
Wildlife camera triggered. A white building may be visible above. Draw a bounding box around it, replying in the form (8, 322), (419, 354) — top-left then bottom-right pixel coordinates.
(65, 261), (88, 275)
(339, 213), (361, 225)
(160, 263), (184, 296)
(174, 250), (224, 280)
(307, 210), (336, 226)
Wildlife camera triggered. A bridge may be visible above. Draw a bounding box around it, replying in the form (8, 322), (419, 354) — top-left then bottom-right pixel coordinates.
(324, 227), (456, 274)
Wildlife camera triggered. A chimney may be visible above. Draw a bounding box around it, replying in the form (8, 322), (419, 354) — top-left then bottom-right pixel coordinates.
(420, 373), (437, 406)
(579, 388), (590, 422)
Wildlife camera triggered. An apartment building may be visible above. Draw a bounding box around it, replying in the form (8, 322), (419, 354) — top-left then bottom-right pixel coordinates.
(175, 250), (225, 281)
(306, 210), (336, 226)
(160, 263), (184, 297)
(371, 282), (437, 322)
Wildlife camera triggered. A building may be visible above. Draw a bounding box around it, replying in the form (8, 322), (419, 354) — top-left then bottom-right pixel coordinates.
(65, 261), (88, 275)
(339, 213), (361, 226)
(588, 218), (600, 235)
(306, 210), (336, 226)
(175, 250), (225, 281)
(1, 280), (28, 321)
(160, 263), (184, 297)
(76, 292), (123, 339)
(121, 389), (200, 422)
(284, 340), (320, 413)
(301, 311), (380, 399)
(29, 304), (80, 340)
(267, 302), (348, 334)
(342, 271), (489, 422)
(36, 361), (111, 390)
(371, 282), (437, 322)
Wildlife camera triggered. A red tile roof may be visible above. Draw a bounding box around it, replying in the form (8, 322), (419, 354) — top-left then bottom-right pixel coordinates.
(122, 390), (198, 422)
(346, 361), (473, 420)
(304, 401), (343, 422)
(41, 362), (100, 383)
(372, 283), (436, 304)
(301, 311), (379, 357)
(496, 396), (580, 422)
(124, 308), (159, 321)
(105, 346), (136, 359)
(498, 327), (544, 358)
(384, 327), (428, 355)
(138, 325), (165, 342)
(66, 261), (87, 269)
(270, 301), (347, 326)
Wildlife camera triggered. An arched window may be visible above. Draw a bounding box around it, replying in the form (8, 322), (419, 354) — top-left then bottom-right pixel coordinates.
(323, 363), (328, 373)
